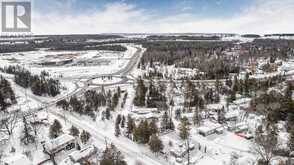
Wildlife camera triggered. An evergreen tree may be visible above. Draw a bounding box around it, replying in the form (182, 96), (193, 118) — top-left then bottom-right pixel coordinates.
(244, 72), (250, 96)
(121, 116), (125, 128)
(142, 120), (151, 143)
(56, 99), (69, 111)
(49, 119), (63, 138)
(21, 116), (35, 145)
(149, 119), (158, 135)
(175, 109), (181, 120)
(217, 106), (225, 124)
(126, 115), (135, 137)
(115, 123), (121, 137)
(69, 125), (80, 137)
(133, 78), (147, 106)
(115, 115), (122, 137)
(69, 96), (84, 114)
(134, 120), (151, 144)
(286, 114), (294, 131)
(80, 130), (91, 144)
(116, 115), (122, 126)
(111, 93), (119, 109)
(148, 134), (163, 153)
(179, 117), (190, 140)
(193, 108), (200, 126)
(100, 144), (127, 165)
(105, 108), (111, 120)
(0, 76), (17, 111)
(160, 111), (169, 131)
(288, 127), (294, 152)
(168, 118), (175, 130)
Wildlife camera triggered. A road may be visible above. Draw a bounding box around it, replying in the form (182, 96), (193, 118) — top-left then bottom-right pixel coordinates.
(46, 45), (168, 165)
(1, 44), (168, 165)
(1, 45), (142, 118)
(1, 43), (294, 164)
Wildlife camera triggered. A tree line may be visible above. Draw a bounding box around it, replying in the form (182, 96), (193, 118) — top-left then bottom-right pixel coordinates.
(139, 41), (239, 80)
(1, 65), (60, 97)
(0, 76), (16, 111)
(57, 87), (122, 120)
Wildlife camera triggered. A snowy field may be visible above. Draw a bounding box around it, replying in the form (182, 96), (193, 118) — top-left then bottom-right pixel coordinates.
(0, 44), (139, 79)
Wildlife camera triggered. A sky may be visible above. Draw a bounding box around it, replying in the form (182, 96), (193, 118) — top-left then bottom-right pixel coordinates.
(27, 0), (294, 34)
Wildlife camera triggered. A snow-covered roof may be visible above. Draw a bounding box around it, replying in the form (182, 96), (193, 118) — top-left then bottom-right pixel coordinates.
(131, 106), (158, 114)
(3, 154), (32, 165)
(44, 134), (75, 153)
(69, 145), (97, 162)
(197, 122), (222, 133)
(207, 104), (223, 110)
(224, 111), (239, 119)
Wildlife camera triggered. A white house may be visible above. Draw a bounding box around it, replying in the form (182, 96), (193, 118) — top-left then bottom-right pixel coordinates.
(43, 134), (76, 154)
(69, 145), (97, 163)
(197, 122), (222, 136)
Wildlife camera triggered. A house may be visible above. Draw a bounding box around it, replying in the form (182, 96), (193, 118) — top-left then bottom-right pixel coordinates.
(3, 154), (32, 165)
(170, 141), (195, 158)
(170, 148), (187, 158)
(131, 106), (158, 114)
(43, 134), (76, 154)
(197, 122), (223, 136)
(228, 122), (249, 133)
(224, 111), (238, 121)
(69, 145), (97, 163)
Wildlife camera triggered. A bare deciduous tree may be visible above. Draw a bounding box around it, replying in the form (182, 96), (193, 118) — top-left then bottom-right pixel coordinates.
(252, 122), (279, 165)
(0, 113), (18, 136)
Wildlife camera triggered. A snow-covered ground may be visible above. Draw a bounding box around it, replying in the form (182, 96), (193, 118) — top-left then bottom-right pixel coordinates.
(1, 41), (293, 165)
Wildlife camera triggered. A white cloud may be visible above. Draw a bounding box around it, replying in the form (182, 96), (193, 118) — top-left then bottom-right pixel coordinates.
(31, 0), (294, 34)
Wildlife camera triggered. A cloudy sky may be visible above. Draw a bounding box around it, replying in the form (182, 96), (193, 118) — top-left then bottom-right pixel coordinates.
(29, 0), (294, 34)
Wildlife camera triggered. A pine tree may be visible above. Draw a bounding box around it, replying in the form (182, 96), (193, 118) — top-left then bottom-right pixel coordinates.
(175, 109), (181, 120)
(21, 116), (35, 145)
(284, 82), (293, 114)
(217, 106), (225, 124)
(115, 123), (121, 137)
(160, 111), (169, 131)
(121, 116), (125, 128)
(168, 118), (175, 130)
(127, 115), (135, 137)
(56, 99), (69, 111)
(286, 114), (294, 131)
(193, 108), (200, 126)
(116, 115), (122, 126)
(229, 90), (236, 102)
(100, 144), (127, 165)
(69, 125), (80, 137)
(133, 78), (147, 106)
(148, 134), (163, 153)
(142, 120), (151, 143)
(288, 127), (294, 152)
(179, 117), (190, 140)
(149, 119), (158, 135)
(105, 108), (111, 120)
(49, 119), (63, 138)
(115, 115), (122, 137)
(80, 130), (91, 144)
(244, 72), (250, 96)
